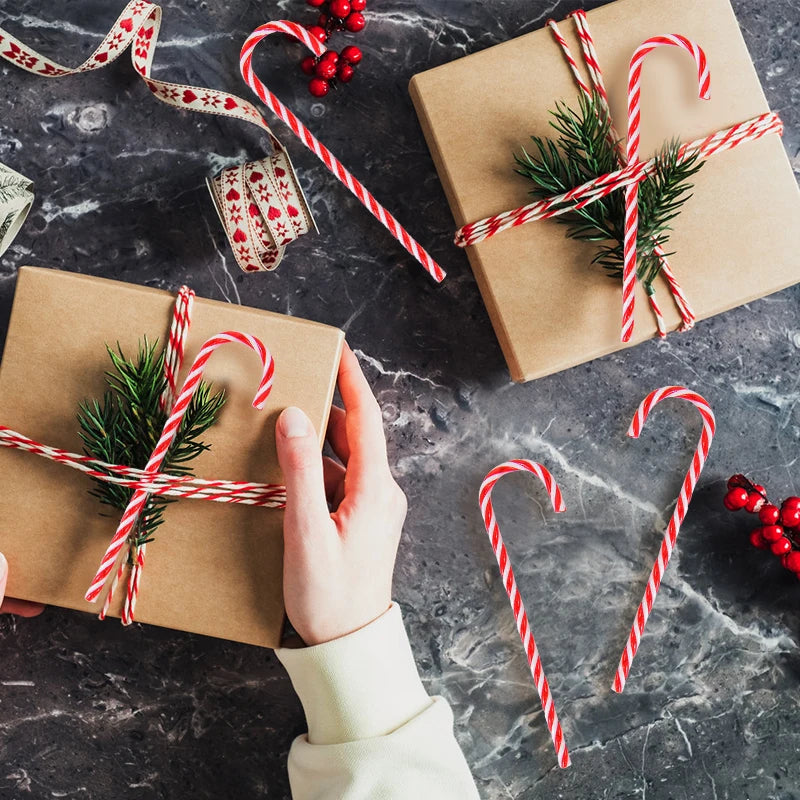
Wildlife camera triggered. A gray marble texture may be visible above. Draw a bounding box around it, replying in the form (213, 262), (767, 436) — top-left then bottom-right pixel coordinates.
(1, 0), (799, 798)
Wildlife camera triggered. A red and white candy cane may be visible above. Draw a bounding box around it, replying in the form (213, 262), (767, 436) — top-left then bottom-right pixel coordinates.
(239, 22), (445, 284)
(613, 386), (715, 693)
(85, 331), (276, 622)
(479, 460), (570, 768)
(621, 36), (710, 342)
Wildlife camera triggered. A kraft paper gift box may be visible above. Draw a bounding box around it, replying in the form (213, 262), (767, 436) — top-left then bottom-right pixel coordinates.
(0, 267), (344, 648)
(409, 0), (800, 382)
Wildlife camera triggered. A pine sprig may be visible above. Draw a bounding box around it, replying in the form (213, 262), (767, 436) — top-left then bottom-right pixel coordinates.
(514, 92), (704, 291)
(77, 339), (226, 551)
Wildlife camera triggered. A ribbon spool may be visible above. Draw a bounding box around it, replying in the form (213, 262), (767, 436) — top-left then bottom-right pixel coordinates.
(0, 162), (34, 258)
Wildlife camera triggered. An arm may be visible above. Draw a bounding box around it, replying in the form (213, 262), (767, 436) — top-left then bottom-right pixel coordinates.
(273, 344), (479, 800)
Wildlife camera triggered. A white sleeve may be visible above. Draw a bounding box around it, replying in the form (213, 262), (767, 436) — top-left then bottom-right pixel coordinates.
(275, 603), (480, 800)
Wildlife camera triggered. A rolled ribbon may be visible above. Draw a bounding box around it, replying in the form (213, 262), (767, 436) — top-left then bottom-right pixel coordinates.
(0, 162), (34, 257)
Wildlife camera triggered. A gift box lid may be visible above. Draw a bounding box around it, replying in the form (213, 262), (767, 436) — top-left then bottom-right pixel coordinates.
(0, 267), (344, 648)
(409, 0), (800, 382)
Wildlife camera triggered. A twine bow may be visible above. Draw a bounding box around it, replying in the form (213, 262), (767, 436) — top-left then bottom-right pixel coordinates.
(455, 11), (783, 341)
(0, 286), (286, 625)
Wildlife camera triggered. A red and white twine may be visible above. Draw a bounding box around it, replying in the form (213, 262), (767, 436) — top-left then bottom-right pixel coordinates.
(0, 1), (445, 282)
(0, 287), (286, 625)
(455, 11), (783, 341)
(613, 386), (715, 693)
(479, 460), (570, 768)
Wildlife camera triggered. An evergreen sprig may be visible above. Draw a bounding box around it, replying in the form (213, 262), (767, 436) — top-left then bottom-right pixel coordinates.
(514, 92), (704, 291)
(77, 339), (226, 552)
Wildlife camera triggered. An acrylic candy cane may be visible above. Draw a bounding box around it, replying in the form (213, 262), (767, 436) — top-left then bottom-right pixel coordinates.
(479, 460), (570, 768)
(613, 386), (715, 693)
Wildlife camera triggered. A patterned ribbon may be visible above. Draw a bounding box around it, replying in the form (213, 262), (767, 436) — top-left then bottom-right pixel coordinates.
(0, 2), (445, 281)
(0, 286), (286, 625)
(613, 386), (715, 692)
(455, 11), (783, 341)
(479, 460), (570, 768)
(0, 162), (34, 258)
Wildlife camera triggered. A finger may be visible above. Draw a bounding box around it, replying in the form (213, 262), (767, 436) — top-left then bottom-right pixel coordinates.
(275, 407), (331, 540)
(1, 598), (44, 617)
(337, 345), (389, 481)
(326, 405), (350, 465)
(323, 456), (346, 505)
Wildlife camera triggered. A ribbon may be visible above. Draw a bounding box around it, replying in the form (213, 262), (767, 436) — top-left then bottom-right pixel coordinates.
(0, 2), (445, 281)
(0, 162), (34, 258)
(478, 460), (570, 768)
(612, 386), (715, 693)
(0, 286), (286, 625)
(455, 11), (783, 341)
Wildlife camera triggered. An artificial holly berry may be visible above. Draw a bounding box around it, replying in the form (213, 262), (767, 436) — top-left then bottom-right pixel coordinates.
(724, 487), (749, 511)
(308, 77), (330, 97)
(771, 537), (792, 556)
(345, 11), (366, 32)
(337, 63), (355, 83)
(784, 496), (800, 509)
(351, 0), (367, 10)
(780, 504), (800, 529)
(307, 0), (326, 6)
(321, 49), (339, 64)
(784, 551), (800, 573)
(750, 529), (769, 550)
(330, 0), (351, 18)
(341, 44), (363, 64)
(307, 25), (328, 42)
(745, 490), (766, 513)
(761, 524), (785, 542)
(300, 55), (317, 75)
(758, 503), (780, 525)
(318, 12), (330, 26)
(315, 58), (338, 80)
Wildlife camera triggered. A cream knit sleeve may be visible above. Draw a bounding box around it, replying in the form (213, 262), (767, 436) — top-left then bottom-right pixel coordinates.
(275, 603), (480, 800)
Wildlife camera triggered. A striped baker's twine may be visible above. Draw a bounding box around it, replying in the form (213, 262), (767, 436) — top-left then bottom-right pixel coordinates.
(455, 12), (783, 341)
(612, 386), (715, 693)
(239, 21), (446, 284)
(479, 460), (570, 768)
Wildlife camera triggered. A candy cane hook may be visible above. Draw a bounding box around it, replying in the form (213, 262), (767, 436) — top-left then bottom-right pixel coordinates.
(479, 460), (570, 768)
(85, 331), (275, 612)
(613, 386), (715, 692)
(621, 36), (710, 343)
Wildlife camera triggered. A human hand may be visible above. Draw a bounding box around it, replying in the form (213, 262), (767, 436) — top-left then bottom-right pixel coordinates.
(275, 344), (406, 646)
(0, 553), (45, 617)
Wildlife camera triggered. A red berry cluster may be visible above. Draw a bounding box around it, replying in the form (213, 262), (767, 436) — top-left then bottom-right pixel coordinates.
(723, 474), (800, 578)
(301, 0), (366, 97)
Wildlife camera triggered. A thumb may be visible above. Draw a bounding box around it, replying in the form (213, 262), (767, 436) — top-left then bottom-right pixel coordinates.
(0, 553), (7, 606)
(275, 407), (331, 534)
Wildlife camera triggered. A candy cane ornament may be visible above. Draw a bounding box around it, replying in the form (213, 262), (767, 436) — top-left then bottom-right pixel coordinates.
(479, 460), (570, 768)
(613, 386), (715, 693)
(621, 36), (710, 342)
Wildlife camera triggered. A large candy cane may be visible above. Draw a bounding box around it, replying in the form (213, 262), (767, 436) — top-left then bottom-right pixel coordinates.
(479, 460), (570, 768)
(621, 37), (710, 342)
(613, 386), (715, 692)
(239, 22), (446, 284)
(85, 331), (275, 615)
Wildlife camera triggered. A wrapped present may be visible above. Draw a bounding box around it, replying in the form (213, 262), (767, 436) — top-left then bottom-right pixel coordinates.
(0, 162), (34, 257)
(409, 0), (800, 382)
(0, 267), (343, 648)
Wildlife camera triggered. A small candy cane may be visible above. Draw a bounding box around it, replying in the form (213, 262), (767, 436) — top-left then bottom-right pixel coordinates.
(613, 386), (715, 692)
(622, 37), (710, 342)
(479, 460), (570, 768)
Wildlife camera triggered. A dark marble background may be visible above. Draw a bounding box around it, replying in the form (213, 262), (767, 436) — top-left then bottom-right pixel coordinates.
(1, 1), (799, 798)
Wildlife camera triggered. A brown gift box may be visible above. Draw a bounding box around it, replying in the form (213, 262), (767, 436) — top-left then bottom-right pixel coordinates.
(0, 267), (344, 648)
(410, 0), (800, 382)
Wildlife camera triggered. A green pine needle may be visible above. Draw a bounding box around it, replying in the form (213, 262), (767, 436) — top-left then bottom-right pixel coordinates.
(514, 92), (704, 290)
(77, 339), (226, 552)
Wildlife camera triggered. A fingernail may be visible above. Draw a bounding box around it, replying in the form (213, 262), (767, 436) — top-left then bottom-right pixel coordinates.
(279, 406), (312, 439)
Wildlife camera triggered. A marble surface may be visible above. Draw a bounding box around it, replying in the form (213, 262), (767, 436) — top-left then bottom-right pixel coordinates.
(1, 0), (799, 798)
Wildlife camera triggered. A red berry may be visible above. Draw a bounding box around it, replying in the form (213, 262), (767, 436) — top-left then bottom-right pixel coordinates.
(771, 537), (792, 556)
(723, 487), (749, 511)
(783, 495), (800, 509)
(351, 0), (366, 9)
(759, 504), (780, 525)
(761, 524), (785, 542)
(315, 59), (337, 79)
(330, 0), (351, 17)
(308, 77), (330, 97)
(307, 0), (326, 5)
(307, 25), (328, 42)
(318, 12), (330, 26)
(320, 49), (339, 63)
(745, 491), (766, 513)
(780, 505), (800, 528)
(750, 529), (769, 550)
(300, 55), (317, 75)
(341, 44), (363, 65)
(345, 11), (366, 31)
(784, 551), (800, 573)
(337, 63), (355, 83)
